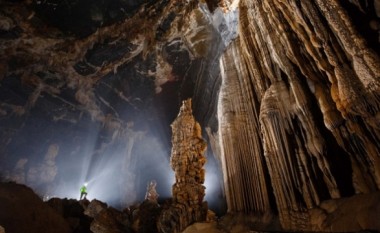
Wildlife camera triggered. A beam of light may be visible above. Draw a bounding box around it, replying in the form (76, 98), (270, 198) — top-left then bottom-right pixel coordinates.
(49, 129), (176, 209)
(134, 135), (175, 201)
(204, 152), (226, 215)
(41, 116), (223, 212)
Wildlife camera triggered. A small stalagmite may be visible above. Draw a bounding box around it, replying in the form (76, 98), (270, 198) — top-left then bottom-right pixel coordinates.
(158, 98), (208, 233)
(145, 180), (159, 203)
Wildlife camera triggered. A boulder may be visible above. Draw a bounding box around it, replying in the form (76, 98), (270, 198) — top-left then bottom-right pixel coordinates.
(0, 182), (71, 233)
(135, 200), (161, 233)
(90, 207), (130, 233)
(182, 222), (223, 233)
(47, 198), (92, 233)
(84, 199), (108, 218)
(309, 192), (380, 231)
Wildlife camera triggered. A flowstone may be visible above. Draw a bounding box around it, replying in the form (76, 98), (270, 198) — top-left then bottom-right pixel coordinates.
(158, 99), (208, 233)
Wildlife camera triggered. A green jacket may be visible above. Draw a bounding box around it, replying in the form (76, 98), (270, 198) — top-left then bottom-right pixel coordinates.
(80, 186), (87, 193)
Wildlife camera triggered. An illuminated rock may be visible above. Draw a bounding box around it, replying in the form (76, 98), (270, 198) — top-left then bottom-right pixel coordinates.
(8, 158), (28, 184)
(0, 1), (234, 209)
(7, 145), (58, 187)
(84, 199), (108, 218)
(158, 99), (208, 233)
(216, 0), (380, 231)
(145, 180), (159, 203)
(26, 144), (59, 190)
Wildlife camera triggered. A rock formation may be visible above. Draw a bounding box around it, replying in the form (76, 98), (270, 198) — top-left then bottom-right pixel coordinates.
(0, 182), (72, 233)
(27, 144), (59, 186)
(0, 0), (236, 207)
(2, 181), (380, 233)
(145, 180), (159, 202)
(0, 0), (380, 232)
(7, 158), (28, 184)
(158, 99), (208, 233)
(215, 0), (380, 231)
(5, 143), (59, 195)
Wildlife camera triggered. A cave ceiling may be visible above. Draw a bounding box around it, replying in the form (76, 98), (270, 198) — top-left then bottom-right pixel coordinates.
(0, 0), (209, 145)
(0, 0), (234, 207)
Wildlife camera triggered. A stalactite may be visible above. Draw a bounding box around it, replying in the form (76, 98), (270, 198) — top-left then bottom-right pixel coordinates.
(218, 40), (272, 214)
(218, 0), (380, 230)
(274, 0), (380, 192)
(260, 81), (330, 230)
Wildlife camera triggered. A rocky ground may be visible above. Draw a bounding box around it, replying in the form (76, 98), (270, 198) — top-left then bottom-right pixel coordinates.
(1, 182), (380, 233)
(0, 182), (71, 233)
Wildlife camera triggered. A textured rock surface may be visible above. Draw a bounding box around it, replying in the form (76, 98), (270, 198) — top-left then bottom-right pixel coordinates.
(0, 0), (236, 207)
(5, 143), (59, 195)
(158, 99), (208, 233)
(1, 0), (380, 232)
(215, 0), (380, 231)
(182, 222), (223, 233)
(47, 197), (92, 233)
(0, 182), (71, 233)
(145, 180), (159, 202)
(308, 191), (380, 231)
(134, 200), (161, 233)
(0, 182), (135, 233)
(90, 207), (130, 233)
(81, 199), (131, 233)
(84, 199), (108, 218)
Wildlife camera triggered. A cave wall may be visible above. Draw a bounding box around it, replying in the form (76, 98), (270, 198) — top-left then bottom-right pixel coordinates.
(214, 0), (380, 230)
(0, 0), (237, 207)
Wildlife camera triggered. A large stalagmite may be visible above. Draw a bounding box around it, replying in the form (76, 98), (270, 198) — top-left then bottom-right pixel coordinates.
(158, 99), (208, 233)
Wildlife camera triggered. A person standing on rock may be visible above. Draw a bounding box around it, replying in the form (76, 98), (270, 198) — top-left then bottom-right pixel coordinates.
(80, 183), (88, 200)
